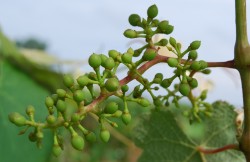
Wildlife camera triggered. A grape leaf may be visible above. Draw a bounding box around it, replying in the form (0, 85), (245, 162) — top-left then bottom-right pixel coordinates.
(0, 60), (53, 162)
(134, 101), (245, 162)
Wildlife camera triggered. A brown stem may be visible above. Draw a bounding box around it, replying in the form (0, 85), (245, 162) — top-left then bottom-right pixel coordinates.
(197, 144), (239, 154)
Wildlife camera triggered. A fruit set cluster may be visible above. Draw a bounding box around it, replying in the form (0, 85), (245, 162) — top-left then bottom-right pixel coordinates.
(9, 4), (212, 157)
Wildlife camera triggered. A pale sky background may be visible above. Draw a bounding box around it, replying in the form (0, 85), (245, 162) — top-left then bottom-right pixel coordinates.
(0, 0), (249, 107)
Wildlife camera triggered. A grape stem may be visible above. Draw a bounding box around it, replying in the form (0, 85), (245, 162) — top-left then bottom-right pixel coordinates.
(197, 144), (239, 154)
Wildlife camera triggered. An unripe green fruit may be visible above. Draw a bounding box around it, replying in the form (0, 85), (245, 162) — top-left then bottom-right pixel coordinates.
(52, 145), (62, 157)
(100, 54), (108, 67)
(123, 29), (137, 38)
(63, 74), (74, 88)
(46, 115), (56, 124)
(122, 113), (131, 125)
(199, 60), (208, 69)
(105, 102), (119, 114)
(108, 50), (119, 59)
(88, 72), (97, 81)
(139, 98), (151, 107)
(155, 73), (163, 80)
(121, 52), (132, 64)
(9, 112), (27, 127)
(158, 20), (169, 32)
(151, 19), (159, 27)
(147, 4), (158, 19)
(28, 132), (37, 142)
(154, 98), (162, 107)
(56, 89), (66, 98)
(73, 90), (85, 102)
(167, 58), (178, 67)
(202, 69), (211, 74)
(188, 50), (198, 60)
(127, 47), (134, 55)
(161, 78), (172, 88)
(56, 100), (66, 112)
(89, 53), (102, 68)
(71, 135), (84, 151)
(165, 25), (174, 34)
(105, 78), (119, 92)
(71, 113), (80, 122)
(77, 75), (89, 87)
(189, 78), (198, 88)
(200, 90), (208, 100)
(143, 48), (157, 61)
(100, 129), (110, 143)
(113, 110), (122, 117)
(36, 131), (44, 139)
(179, 83), (191, 96)
(190, 41), (201, 50)
(103, 57), (115, 70)
(121, 85), (129, 93)
(169, 37), (176, 47)
(128, 14), (141, 26)
(51, 94), (58, 103)
(190, 61), (201, 71)
(85, 132), (96, 143)
(45, 96), (54, 108)
(158, 39), (168, 46)
(26, 105), (35, 116)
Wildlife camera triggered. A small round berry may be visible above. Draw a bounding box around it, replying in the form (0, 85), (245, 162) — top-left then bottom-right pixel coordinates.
(56, 89), (66, 98)
(200, 90), (208, 100)
(190, 41), (201, 50)
(123, 29), (137, 38)
(190, 61), (201, 71)
(121, 52), (132, 64)
(158, 20), (169, 32)
(56, 100), (66, 112)
(8, 112), (27, 127)
(100, 54), (108, 67)
(169, 37), (176, 47)
(201, 69), (211, 74)
(122, 113), (131, 125)
(199, 60), (208, 69)
(161, 79), (172, 88)
(73, 90), (85, 102)
(26, 105), (35, 116)
(52, 145), (62, 157)
(127, 47), (134, 55)
(113, 110), (122, 117)
(167, 58), (178, 67)
(88, 72), (97, 81)
(71, 113), (80, 122)
(138, 98), (151, 107)
(121, 85), (129, 93)
(189, 78), (198, 89)
(105, 102), (118, 114)
(147, 4), (158, 19)
(151, 19), (159, 27)
(85, 132), (96, 143)
(188, 50), (198, 60)
(128, 14), (141, 26)
(63, 74), (74, 88)
(158, 39), (168, 46)
(103, 57), (115, 70)
(105, 78), (120, 92)
(88, 53), (102, 68)
(142, 48), (157, 61)
(100, 129), (110, 143)
(108, 50), (119, 59)
(77, 75), (89, 87)
(51, 94), (58, 103)
(45, 96), (54, 108)
(179, 83), (191, 96)
(165, 25), (174, 34)
(46, 115), (56, 125)
(71, 135), (84, 151)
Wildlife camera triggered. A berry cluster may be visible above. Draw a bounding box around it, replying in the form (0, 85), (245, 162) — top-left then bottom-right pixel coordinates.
(9, 4), (212, 156)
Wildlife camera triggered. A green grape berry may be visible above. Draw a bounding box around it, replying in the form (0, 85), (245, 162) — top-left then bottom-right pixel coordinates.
(161, 78), (172, 88)
(56, 89), (66, 98)
(202, 69), (211, 74)
(189, 78), (198, 88)
(77, 75), (89, 87)
(105, 102), (119, 114)
(73, 90), (85, 102)
(56, 100), (66, 112)
(199, 60), (208, 69)
(100, 54), (108, 66)
(190, 61), (201, 71)
(63, 74), (74, 88)
(190, 41), (201, 50)
(52, 145), (62, 157)
(103, 57), (115, 70)
(167, 58), (178, 67)
(123, 29), (137, 38)
(121, 52), (132, 64)
(88, 53), (102, 68)
(105, 78), (120, 92)
(138, 98), (151, 107)
(26, 105), (35, 116)
(128, 14), (141, 26)
(179, 83), (191, 96)
(121, 85), (129, 93)
(147, 4), (158, 19)
(113, 110), (122, 117)
(188, 50), (198, 60)
(127, 47), (134, 55)
(45, 96), (54, 108)
(122, 113), (131, 125)
(46, 115), (56, 124)
(100, 129), (110, 143)
(158, 39), (168, 46)
(151, 19), (159, 27)
(143, 48), (157, 61)
(71, 135), (84, 151)
(108, 50), (119, 59)
(71, 113), (80, 122)
(158, 20), (168, 32)
(169, 37), (176, 47)
(200, 90), (208, 100)
(85, 132), (96, 143)
(8, 112), (27, 127)
(165, 25), (174, 34)
(51, 94), (58, 103)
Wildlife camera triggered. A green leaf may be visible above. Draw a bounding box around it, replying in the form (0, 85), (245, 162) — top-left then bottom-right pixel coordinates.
(134, 101), (244, 162)
(0, 60), (53, 162)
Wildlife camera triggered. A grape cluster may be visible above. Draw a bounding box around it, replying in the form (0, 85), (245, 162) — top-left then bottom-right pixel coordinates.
(9, 4), (212, 156)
